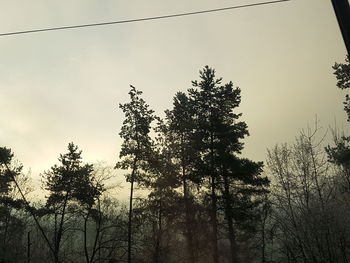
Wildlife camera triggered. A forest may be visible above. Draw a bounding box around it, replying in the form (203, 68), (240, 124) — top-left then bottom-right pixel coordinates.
(0, 58), (350, 263)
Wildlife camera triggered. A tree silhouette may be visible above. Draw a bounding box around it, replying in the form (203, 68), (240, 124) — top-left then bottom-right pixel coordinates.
(333, 56), (350, 120)
(188, 66), (269, 263)
(43, 143), (102, 263)
(115, 85), (156, 263)
(0, 147), (26, 262)
(327, 56), (350, 191)
(164, 92), (199, 263)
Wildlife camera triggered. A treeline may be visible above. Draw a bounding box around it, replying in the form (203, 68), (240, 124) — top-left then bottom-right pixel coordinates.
(0, 62), (349, 263)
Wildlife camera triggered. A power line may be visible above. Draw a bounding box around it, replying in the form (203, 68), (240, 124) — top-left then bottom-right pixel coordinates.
(0, 0), (290, 37)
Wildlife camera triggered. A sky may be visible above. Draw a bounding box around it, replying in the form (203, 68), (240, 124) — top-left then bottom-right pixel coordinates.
(0, 0), (348, 187)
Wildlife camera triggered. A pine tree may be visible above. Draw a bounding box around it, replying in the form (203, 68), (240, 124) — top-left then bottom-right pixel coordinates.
(0, 147), (26, 262)
(43, 143), (102, 263)
(188, 66), (269, 263)
(115, 86), (156, 263)
(164, 92), (199, 263)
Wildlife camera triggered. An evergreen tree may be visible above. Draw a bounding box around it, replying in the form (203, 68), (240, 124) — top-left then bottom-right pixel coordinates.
(43, 143), (102, 263)
(0, 147), (26, 262)
(333, 56), (350, 121)
(164, 92), (199, 263)
(327, 56), (350, 190)
(188, 66), (269, 263)
(187, 66), (225, 263)
(115, 85), (156, 263)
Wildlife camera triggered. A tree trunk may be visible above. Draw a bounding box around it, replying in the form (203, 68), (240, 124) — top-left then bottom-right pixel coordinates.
(210, 175), (219, 263)
(84, 211), (90, 263)
(90, 198), (102, 263)
(223, 174), (239, 263)
(27, 231), (31, 263)
(262, 218), (266, 263)
(183, 171), (196, 263)
(127, 157), (137, 263)
(127, 177), (134, 263)
(155, 200), (162, 263)
(55, 193), (69, 263)
(209, 127), (219, 263)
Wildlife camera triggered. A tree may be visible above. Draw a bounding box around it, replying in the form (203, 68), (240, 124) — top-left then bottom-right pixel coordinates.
(219, 156), (268, 263)
(115, 86), (156, 263)
(0, 147), (60, 263)
(164, 92), (199, 263)
(188, 66), (231, 263)
(267, 123), (350, 262)
(188, 66), (269, 263)
(327, 56), (350, 191)
(0, 147), (26, 262)
(43, 143), (102, 263)
(333, 56), (350, 121)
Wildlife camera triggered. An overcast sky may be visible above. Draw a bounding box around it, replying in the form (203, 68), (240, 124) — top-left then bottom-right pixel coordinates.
(0, 0), (348, 181)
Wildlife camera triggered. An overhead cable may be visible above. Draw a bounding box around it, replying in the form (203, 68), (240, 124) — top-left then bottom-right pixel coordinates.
(0, 0), (290, 37)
